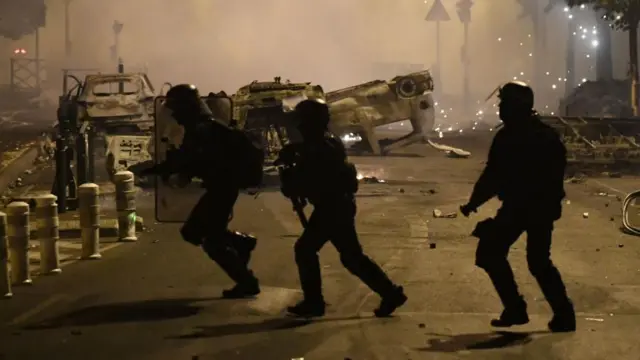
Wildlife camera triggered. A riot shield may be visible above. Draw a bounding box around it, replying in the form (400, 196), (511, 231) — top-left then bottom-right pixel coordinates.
(153, 93), (233, 222)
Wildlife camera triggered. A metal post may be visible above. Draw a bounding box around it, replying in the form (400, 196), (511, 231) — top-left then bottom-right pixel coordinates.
(64, 0), (72, 57)
(9, 59), (15, 91)
(35, 194), (61, 275)
(565, 20), (576, 97)
(76, 132), (87, 185)
(62, 69), (69, 94)
(35, 28), (41, 90)
(87, 128), (96, 183)
(462, 21), (470, 117)
(65, 146), (77, 201)
(435, 21), (442, 94)
(114, 171), (137, 242)
(118, 60), (124, 93)
(112, 20), (123, 65)
(79, 184), (101, 259)
(7, 202), (31, 285)
(0, 212), (11, 298)
(53, 137), (68, 213)
(456, 0), (473, 120)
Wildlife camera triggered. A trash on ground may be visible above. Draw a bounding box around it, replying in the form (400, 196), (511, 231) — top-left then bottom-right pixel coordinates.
(427, 139), (471, 158)
(358, 176), (385, 184)
(585, 317), (604, 322)
(446, 149), (471, 158)
(433, 209), (457, 218)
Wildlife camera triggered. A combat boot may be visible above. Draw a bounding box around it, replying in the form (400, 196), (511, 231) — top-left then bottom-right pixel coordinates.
(287, 299), (326, 318)
(374, 286), (407, 317)
(221, 272), (260, 299)
(548, 302), (576, 332)
(491, 296), (529, 327)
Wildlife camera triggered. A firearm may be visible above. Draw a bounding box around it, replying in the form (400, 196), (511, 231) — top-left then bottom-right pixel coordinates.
(274, 145), (308, 228)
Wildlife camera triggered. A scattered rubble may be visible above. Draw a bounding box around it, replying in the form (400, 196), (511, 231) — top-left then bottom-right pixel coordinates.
(358, 176), (385, 184)
(561, 79), (634, 117)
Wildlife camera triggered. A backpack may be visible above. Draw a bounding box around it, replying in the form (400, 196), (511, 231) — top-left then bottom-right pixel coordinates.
(226, 128), (265, 189)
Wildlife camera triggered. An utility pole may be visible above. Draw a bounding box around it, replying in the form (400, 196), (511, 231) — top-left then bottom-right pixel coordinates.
(425, 0), (451, 96)
(456, 0), (472, 118)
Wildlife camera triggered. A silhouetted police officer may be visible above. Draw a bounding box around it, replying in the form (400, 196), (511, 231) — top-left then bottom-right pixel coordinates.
(278, 98), (407, 318)
(460, 81), (576, 332)
(143, 84), (260, 299)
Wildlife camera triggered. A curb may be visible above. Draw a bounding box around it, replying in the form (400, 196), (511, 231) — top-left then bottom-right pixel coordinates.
(10, 183), (117, 209)
(28, 216), (145, 239)
(0, 145), (39, 194)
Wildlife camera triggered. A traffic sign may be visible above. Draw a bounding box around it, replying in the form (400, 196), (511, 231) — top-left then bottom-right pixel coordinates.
(425, 0), (451, 22)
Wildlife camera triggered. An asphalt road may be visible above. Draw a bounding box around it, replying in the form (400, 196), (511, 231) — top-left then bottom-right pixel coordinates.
(1, 137), (640, 360)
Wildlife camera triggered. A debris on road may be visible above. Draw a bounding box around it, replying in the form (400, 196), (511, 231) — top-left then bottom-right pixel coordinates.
(358, 175), (385, 184)
(565, 175), (586, 184)
(427, 139), (471, 158)
(585, 317), (604, 322)
(446, 149), (471, 158)
(583, 212), (589, 218)
(433, 209), (457, 218)
(602, 172), (622, 178)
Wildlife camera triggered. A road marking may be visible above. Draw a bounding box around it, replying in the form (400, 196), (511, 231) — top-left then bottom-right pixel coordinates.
(8, 294), (68, 326)
(591, 180), (626, 195)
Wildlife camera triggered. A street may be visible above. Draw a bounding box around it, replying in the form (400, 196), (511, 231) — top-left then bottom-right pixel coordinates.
(1, 138), (640, 360)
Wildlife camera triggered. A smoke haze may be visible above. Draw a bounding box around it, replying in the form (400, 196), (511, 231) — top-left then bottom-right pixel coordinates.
(0, 0), (634, 110)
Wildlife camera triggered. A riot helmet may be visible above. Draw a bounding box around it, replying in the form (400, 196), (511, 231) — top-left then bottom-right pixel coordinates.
(165, 84), (201, 123)
(293, 98), (330, 137)
(498, 81), (535, 125)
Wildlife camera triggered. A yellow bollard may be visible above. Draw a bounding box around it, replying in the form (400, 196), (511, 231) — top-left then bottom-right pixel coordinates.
(114, 171), (137, 242)
(35, 194), (62, 275)
(0, 212), (12, 298)
(79, 183), (101, 259)
(7, 202), (32, 285)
